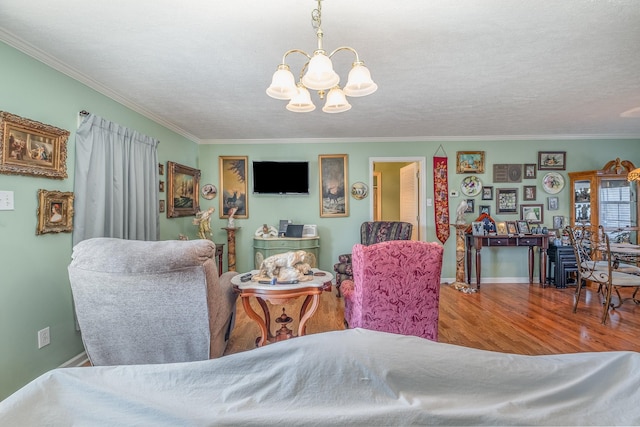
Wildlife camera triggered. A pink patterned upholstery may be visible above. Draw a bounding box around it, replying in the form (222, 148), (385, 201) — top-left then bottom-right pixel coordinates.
(342, 240), (444, 341)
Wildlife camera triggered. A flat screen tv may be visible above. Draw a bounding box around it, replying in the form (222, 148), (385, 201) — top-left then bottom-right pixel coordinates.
(252, 161), (309, 195)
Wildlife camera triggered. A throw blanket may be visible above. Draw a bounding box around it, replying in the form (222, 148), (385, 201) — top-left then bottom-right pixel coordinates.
(2, 329), (639, 426)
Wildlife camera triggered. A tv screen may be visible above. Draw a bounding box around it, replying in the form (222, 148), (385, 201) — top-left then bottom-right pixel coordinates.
(252, 161), (309, 194)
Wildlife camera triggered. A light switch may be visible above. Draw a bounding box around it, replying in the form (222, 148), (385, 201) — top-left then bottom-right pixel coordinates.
(0, 191), (15, 210)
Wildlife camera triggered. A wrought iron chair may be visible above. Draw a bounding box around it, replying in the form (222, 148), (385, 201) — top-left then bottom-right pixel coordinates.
(566, 225), (640, 324)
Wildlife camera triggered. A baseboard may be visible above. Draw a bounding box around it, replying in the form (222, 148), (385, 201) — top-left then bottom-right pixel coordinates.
(60, 351), (89, 368)
(442, 276), (541, 285)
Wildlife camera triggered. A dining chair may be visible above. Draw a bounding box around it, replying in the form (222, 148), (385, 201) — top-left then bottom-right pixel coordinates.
(566, 225), (640, 324)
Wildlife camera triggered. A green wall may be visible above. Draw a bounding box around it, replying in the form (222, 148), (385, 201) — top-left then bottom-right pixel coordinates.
(0, 42), (198, 400)
(2, 40), (640, 400)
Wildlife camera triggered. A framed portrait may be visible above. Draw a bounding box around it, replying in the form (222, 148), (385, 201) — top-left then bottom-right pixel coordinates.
(496, 221), (507, 235)
(523, 185), (536, 201)
(219, 156), (248, 218)
(547, 196), (559, 211)
(493, 164), (522, 183)
(167, 161), (201, 218)
(159, 199), (165, 213)
(319, 154), (348, 218)
(553, 215), (564, 230)
(471, 221), (485, 236)
(506, 221), (518, 235)
(159, 180), (164, 192)
(0, 111), (69, 179)
(517, 220), (531, 234)
(520, 203), (543, 223)
(538, 151), (566, 170)
(481, 186), (493, 200)
(158, 163), (164, 176)
(524, 164), (537, 179)
(465, 199), (475, 213)
(456, 151), (485, 174)
(479, 205), (491, 216)
(496, 188), (518, 214)
(36, 189), (74, 235)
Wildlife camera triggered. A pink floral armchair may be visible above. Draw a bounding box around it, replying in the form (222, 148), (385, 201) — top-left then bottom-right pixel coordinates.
(333, 221), (413, 296)
(341, 240), (444, 341)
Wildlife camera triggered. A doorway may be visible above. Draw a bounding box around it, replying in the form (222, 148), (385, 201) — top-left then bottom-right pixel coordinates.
(369, 157), (427, 241)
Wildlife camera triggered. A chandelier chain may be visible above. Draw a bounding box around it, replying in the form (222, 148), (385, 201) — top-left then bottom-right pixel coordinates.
(311, 0), (322, 31)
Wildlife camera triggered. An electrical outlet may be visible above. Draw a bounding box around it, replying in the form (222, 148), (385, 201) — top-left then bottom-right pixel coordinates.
(38, 327), (50, 349)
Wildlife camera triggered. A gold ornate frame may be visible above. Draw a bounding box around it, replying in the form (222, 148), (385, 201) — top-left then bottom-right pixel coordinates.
(319, 154), (348, 218)
(456, 151), (485, 174)
(219, 156), (248, 219)
(0, 111), (69, 179)
(36, 189), (74, 235)
(166, 161), (200, 218)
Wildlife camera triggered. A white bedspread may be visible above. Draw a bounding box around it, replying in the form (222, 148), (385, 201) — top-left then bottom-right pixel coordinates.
(2, 328), (639, 426)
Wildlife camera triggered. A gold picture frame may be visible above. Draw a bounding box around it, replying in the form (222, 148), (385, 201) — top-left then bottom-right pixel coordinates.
(0, 111), (69, 179)
(166, 161), (200, 218)
(219, 156), (248, 219)
(36, 189), (74, 235)
(456, 151), (485, 174)
(319, 154), (348, 218)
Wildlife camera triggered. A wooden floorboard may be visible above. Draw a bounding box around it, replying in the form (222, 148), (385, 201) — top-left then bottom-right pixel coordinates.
(225, 282), (640, 357)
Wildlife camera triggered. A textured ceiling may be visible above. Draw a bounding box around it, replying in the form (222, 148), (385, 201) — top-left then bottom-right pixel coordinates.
(1, 0), (639, 143)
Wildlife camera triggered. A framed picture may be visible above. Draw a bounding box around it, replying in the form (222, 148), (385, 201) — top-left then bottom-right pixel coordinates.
(496, 188), (518, 214)
(553, 215), (564, 230)
(219, 156), (248, 218)
(506, 221), (518, 235)
(465, 199), (475, 213)
(547, 196), (559, 211)
(496, 221), (507, 235)
(319, 154), (348, 218)
(159, 180), (165, 192)
(481, 186), (493, 200)
(520, 203), (543, 223)
(0, 111), (69, 179)
(167, 161), (201, 218)
(493, 164), (522, 183)
(524, 164), (537, 179)
(36, 189), (74, 235)
(456, 151), (485, 174)
(538, 151), (566, 170)
(517, 220), (531, 234)
(523, 185), (536, 201)
(159, 199), (165, 213)
(471, 221), (485, 236)
(479, 205), (491, 216)
(158, 163), (164, 176)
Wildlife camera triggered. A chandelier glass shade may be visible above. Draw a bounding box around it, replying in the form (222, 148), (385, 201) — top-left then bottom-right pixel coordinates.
(266, 0), (377, 113)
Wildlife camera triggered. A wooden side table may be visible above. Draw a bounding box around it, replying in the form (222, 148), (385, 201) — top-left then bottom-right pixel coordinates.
(231, 269), (333, 347)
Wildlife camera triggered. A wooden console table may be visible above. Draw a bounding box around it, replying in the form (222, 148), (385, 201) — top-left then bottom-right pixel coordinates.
(465, 234), (549, 289)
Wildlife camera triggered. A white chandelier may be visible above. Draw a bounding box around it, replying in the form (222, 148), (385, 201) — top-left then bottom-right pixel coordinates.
(266, 0), (377, 113)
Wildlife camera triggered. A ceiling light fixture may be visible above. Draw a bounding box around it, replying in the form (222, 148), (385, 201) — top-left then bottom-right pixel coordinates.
(266, 0), (377, 113)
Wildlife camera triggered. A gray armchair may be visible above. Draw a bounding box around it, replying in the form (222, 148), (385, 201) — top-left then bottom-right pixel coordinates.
(68, 237), (238, 366)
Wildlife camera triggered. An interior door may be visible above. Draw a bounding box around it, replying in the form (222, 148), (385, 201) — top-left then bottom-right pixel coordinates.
(400, 162), (419, 240)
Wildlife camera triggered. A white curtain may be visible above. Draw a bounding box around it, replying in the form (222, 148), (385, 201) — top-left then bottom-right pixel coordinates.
(73, 113), (159, 246)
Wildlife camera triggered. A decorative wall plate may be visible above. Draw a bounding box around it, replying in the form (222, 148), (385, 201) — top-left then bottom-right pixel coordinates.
(201, 184), (217, 200)
(542, 172), (565, 194)
(351, 182), (369, 200)
(461, 175), (482, 197)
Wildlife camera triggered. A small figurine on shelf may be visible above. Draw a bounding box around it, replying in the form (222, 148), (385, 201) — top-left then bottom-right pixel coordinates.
(227, 206), (238, 229)
(193, 207), (215, 240)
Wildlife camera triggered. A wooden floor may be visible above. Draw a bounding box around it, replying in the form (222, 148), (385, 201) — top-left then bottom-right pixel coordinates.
(225, 282), (640, 356)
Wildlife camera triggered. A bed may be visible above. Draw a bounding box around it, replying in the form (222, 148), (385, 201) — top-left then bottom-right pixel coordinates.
(1, 328), (639, 426)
